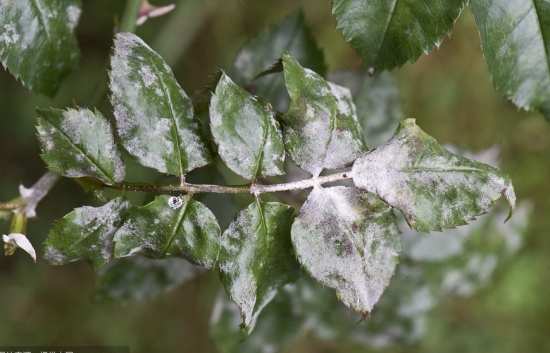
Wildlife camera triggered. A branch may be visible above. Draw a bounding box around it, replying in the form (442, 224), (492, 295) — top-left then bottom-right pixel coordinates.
(119, 0), (142, 33)
(0, 172), (60, 217)
(104, 171), (352, 195)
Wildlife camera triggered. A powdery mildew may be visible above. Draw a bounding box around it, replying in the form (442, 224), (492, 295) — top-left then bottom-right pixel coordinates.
(291, 186), (400, 314)
(209, 73), (285, 180)
(352, 119), (516, 232)
(36, 108), (125, 184)
(110, 33), (210, 177)
(282, 54), (365, 176)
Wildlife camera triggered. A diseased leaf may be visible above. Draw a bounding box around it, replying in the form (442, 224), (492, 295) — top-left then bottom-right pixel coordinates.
(96, 256), (205, 303)
(329, 70), (402, 147)
(36, 108), (125, 185)
(209, 73), (285, 180)
(43, 198), (129, 268)
(110, 32), (210, 177)
(218, 200), (298, 332)
(352, 119), (516, 232)
(113, 195), (220, 268)
(470, 0), (550, 118)
(291, 186), (401, 314)
(210, 287), (302, 353)
(0, 0), (81, 95)
(282, 54), (365, 176)
(358, 201), (532, 348)
(231, 10), (326, 111)
(332, 0), (466, 70)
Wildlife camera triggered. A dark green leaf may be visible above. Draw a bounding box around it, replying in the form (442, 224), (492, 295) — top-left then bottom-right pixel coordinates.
(36, 108), (125, 185)
(96, 256), (204, 303)
(110, 32), (211, 177)
(209, 287), (302, 353)
(113, 195), (220, 268)
(218, 200), (298, 332)
(0, 0), (81, 95)
(43, 198), (129, 268)
(352, 119), (516, 232)
(209, 73), (285, 180)
(231, 10), (326, 111)
(291, 186), (400, 315)
(332, 0), (466, 70)
(282, 54), (365, 176)
(470, 0), (550, 118)
(329, 70), (402, 147)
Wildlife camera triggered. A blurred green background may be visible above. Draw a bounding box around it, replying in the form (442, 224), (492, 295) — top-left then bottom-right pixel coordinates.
(1, 1), (549, 352)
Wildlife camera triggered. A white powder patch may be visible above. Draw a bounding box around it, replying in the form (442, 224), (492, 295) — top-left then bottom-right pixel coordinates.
(291, 186), (400, 313)
(65, 4), (81, 30)
(1, 24), (19, 45)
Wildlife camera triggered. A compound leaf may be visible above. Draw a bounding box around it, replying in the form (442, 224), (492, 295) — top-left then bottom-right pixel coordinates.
(110, 32), (210, 177)
(218, 200), (298, 333)
(113, 195), (220, 268)
(291, 186), (401, 315)
(282, 54), (365, 176)
(470, 0), (550, 119)
(36, 108), (125, 185)
(0, 0), (81, 95)
(210, 73), (285, 180)
(352, 119), (516, 232)
(332, 0), (466, 70)
(43, 197), (129, 268)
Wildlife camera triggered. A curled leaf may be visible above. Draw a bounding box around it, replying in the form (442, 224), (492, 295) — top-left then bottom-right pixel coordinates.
(3, 233), (36, 262)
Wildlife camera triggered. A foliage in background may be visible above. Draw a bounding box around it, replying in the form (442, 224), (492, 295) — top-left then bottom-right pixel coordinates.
(0, 2), (548, 352)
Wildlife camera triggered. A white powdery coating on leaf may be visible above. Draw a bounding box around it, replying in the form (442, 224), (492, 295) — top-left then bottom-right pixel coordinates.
(352, 119), (515, 231)
(209, 74), (284, 179)
(44, 199), (128, 266)
(36, 108), (125, 184)
(0, 24), (19, 45)
(110, 33), (209, 176)
(284, 57), (364, 176)
(291, 186), (400, 313)
(218, 205), (259, 326)
(65, 4), (81, 30)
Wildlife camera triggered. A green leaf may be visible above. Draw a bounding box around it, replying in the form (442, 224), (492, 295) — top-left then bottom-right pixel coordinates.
(470, 0), (550, 118)
(110, 32), (211, 177)
(209, 73), (285, 180)
(352, 119), (516, 232)
(231, 10), (326, 111)
(329, 70), (402, 147)
(282, 54), (365, 176)
(332, 0), (466, 70)
(113, 195), (220, 268)
(218, 200), (298, 332)
(291, 186), (400, 315)
(0, 0), (81, 96)
(43, 198), (129, 268)
(36, 108), (125, 185)
(210, 287), (302, 353)
(358, 201), (532, 347)
(96, 256), (204, 303)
